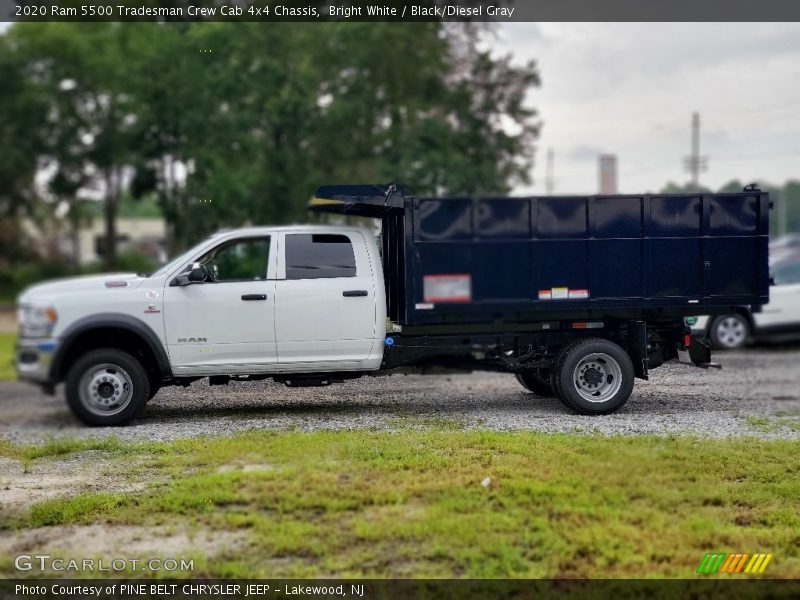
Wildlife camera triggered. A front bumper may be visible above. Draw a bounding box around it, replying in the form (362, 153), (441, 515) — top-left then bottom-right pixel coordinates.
(15, 337), (58, 387)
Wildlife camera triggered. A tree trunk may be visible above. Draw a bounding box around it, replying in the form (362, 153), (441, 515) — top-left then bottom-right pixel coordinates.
(103, 169), (118, 270)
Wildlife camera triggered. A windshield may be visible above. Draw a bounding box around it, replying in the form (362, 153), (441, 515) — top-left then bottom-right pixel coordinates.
(149, 238), (213, 278)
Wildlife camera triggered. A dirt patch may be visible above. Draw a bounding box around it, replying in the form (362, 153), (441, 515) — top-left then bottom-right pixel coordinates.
(0, 452), (244, 574)
(0, 309), (16, 334)
(0, 524), (245, 570)
(0, 454), (153, 514)
(217, 463), (273, 474)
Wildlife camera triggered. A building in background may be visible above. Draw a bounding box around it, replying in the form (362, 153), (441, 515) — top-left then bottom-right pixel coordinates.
(77, 217), (167, 266)
(598, 154), (618, 195)
(22, 216), (167, 267)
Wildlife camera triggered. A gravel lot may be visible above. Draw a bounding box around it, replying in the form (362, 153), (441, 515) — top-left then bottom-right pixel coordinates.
(1, 349), (799, 444)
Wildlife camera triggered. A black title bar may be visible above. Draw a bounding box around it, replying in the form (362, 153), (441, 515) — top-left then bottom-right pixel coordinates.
(3, 0), (800, 22)
(2, 579), (800, 600)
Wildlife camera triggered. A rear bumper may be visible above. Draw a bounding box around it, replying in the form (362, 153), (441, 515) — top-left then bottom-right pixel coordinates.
(15, 337), (58, 387)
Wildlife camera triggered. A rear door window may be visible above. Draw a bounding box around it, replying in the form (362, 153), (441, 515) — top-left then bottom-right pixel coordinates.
(285, 234), (356, 279)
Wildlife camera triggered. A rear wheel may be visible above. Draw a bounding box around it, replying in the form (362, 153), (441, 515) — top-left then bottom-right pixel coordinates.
(146, 383), (161, 403)
(65, 348), (150, 426)
(709, 314), (749, 349)
(553, 338), (634, 415)
(515, 369), (555, 397)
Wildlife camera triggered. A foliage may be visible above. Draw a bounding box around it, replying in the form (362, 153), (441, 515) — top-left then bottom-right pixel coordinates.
(0, 334), (14, 381)
(661, 179), (800, 237)
(0, 23), (541, 258)
(4, 430), (799, 578)
(0, 251), (158, 302)
(0, 33), (49, 266)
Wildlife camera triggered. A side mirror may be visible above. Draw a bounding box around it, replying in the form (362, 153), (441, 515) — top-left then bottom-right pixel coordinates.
(172, 263), (205, 287)
(189, 263), (205, 282)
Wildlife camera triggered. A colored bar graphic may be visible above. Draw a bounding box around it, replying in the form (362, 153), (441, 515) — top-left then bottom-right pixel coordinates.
(698, 553), (773, 575)
(759, 554), (772, 573)
(734, 554), (749, 573)
(719, 554), (735, 573)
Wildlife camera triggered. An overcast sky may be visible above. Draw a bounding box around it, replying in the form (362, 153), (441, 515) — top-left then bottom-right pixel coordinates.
(497, 23), (800, 195)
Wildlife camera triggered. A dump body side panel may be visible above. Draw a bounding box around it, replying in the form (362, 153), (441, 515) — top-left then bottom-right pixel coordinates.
(404, 193), (769, 327)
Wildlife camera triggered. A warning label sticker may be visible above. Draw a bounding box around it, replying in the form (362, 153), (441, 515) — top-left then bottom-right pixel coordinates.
(538, 287), (590, 300)
(423, 274), (472, 303)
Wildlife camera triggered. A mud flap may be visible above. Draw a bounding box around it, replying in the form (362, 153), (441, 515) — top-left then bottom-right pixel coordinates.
(628, 320), (648, 380)
(678, 338), (721, 369)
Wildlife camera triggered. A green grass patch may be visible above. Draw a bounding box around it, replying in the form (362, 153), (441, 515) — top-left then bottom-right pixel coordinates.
(29, 493), (129, 528)
(0, 436), (128, 461)
(0, 333), (15, 381)
(4, 431), (800, 578)
(745, 415), (800, 434)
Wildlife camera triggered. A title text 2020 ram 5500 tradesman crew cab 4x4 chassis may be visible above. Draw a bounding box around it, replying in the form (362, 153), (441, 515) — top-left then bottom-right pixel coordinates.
(16, 184), (770, 425)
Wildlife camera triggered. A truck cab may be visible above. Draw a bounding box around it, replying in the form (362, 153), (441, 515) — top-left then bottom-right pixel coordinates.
(16, 225), (386, 425)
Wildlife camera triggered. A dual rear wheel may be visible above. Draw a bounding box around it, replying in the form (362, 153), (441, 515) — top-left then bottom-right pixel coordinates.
(516, 338), (635, 415)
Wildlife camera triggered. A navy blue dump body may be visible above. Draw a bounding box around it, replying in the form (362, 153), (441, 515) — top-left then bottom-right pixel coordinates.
(310, 185), (770, 329)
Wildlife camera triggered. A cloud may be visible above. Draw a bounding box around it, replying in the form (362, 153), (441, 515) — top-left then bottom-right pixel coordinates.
(498, 23), (800, 194)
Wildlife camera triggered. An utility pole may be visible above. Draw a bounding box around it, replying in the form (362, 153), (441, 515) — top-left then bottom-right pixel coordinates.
(683, 111), (708, 191)
(545, 148), (555, 195)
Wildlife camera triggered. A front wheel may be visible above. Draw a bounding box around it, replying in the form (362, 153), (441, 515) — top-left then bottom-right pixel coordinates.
(553, 338), (634, 415)
(65, 348), (150, 426)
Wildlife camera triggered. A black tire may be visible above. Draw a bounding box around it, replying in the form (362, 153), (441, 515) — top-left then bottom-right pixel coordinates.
(515, 369), (555, 397)
(65, 348), (150, 426)
(552, 338), (635, 415)
(709, 314), (750, 350)
(146, 383), (161, 403)
(551, 341), (579, 411)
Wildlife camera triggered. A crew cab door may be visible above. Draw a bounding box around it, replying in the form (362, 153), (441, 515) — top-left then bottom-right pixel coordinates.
(274, 232), (377, 364)
(754, 260), (800, 333)
(163, 236), (277, 371)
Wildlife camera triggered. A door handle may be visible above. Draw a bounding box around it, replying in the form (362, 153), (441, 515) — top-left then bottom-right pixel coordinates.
(342, 290), (368, 297)
(241, 294), (267, 301)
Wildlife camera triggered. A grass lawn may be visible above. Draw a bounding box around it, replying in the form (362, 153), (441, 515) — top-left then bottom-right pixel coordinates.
(1, 431), (798, 578)
(0, 333), (14, 381)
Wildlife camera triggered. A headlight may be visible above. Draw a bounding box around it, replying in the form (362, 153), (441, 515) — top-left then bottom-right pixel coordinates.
(18, 303), (58, 338)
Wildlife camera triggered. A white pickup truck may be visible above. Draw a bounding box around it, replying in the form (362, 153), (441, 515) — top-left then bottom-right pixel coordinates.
(17, 226), (387, 425)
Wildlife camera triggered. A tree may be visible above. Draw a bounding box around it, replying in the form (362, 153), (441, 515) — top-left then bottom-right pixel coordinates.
(0, 33), (48, 267)
(132, 22), (541, 249)
(2, 22), (542, 258)
(8, 23), (145, 269)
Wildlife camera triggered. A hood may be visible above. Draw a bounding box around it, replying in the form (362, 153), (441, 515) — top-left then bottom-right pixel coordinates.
(18, 273), (146, 304)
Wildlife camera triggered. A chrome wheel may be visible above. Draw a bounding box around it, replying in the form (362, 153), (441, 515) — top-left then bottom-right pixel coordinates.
(78, 363), (134, 417)
(715, 316), (747, 348)
(572, 352), (622, 403)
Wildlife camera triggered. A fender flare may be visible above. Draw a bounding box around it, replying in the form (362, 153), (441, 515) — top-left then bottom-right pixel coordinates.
(50, 313), (172, 381)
